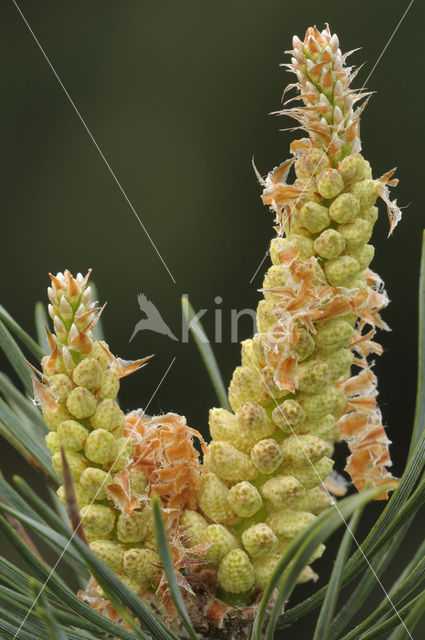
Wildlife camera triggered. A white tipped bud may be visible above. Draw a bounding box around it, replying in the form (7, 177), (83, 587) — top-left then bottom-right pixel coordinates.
(48, 304), (55, 320)
(293, 49), (304, 64)
(296, 70), (304, 83)
(53, 316), (66, 339)
(351, 138), (362, 154)
(82, 287), (92, 307)
(330, 34), (339, 51)
(75, 303), (86, 319)
(292, 35), (302, 49)
(333, 105), (343, 124)
(306, 59), (314, 72)
(47, 287), (58, 305)
(62, 346), (75, 370)
(59, 296), (73, 319)
(334, 55), (343, 72)
(334, 80), (343, 97)
(319, 93), (330, 107)
(68, 323), (79, 343)
(345, 95), (354, 110)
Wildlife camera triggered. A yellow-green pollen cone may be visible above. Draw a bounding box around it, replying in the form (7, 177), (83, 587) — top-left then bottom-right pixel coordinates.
(187, 24), (400, 601)
(34, 269), (170, 598)
(36, 23), (403, 635)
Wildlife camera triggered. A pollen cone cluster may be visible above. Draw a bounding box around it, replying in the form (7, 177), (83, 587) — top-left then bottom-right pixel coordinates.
(35, 269), (205, 604)
(37, 24), (402, 634)
(187, 25), (401, 601)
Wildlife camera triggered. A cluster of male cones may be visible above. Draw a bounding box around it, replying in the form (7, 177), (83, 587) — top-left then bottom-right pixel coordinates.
(32, 24), (401, 639)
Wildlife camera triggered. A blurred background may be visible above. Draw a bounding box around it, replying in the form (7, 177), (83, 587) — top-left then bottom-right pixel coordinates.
(1, 0), (424, 637)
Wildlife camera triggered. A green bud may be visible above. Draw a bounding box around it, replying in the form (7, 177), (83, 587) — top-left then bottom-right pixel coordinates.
(339, 219), (373, 247)
(345, 243), (375, 270)
(316, 168), (344, 199)
(241, 338), (261, 369)
(48, 374), (72, 404)
(91, 399), (125, 432)
(57, 419), (88, 452)
(290, 486), (330, 512)
(98, 369), (120, 400)
(90, 540), (125, 573)
(237, 402), (275, 438)
(295, 148), (329, 178)
(45, 431), (60, 453)
(267, 509), (316, 538)
(242, 523), (277, 558)
(250, 438), (283, 474)
(110, 437), (134, 472)
(79, 467), (111, 500)
(358, 205), (378, 225)
(89, 341), (110, 370)
(299, 202), (331, 233)
(332, 389), (348, 418)
(262, 265), (288, 293)
(347, 179), (378, 208)
(338, 155), (368, 184)
(328, 192), (360, 224)
(297, 360), (332, 394)
(43, 405), (72, 431)
(57, 484), (91, 509)
(66, 386), (97, 420)
(316, 318), (354, 351)
(324, 255), (360, 286)
(228, 366), (268, 412)
(52, 450), (87, 482)
(84, 429), (116, 465)
(198, 473), (237, 524)
(202, 524), (239, 565)
(206, 441), (257, 482)
(217, 549), (254, 594)
(314, 229), (346, 259)
(123, 548), (160, 584)
(72, 357), (102, 390)
(80, 504), (116, 541)
(117, 511), (149, 543)
(272, 399), (306, 433)
(280, 434), (332, 465)
(283, 456), (334, 489)
(300, 414), (338, 444)
(253, 554), (281, 589)
(298, 386), (338, 419)
(261, 475), (304, 507)
(256, 299), (280, 333)
(227, 481), (263, 518)
(181, 510), (208, 547)
(291, 328), (315, 361)
(317, 348), (354, 382)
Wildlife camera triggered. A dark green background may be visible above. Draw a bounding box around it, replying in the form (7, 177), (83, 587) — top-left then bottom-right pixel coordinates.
(1, 1), (424, 637)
